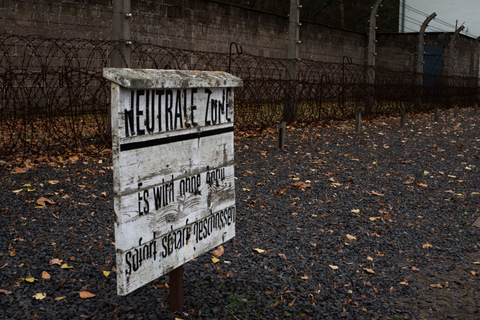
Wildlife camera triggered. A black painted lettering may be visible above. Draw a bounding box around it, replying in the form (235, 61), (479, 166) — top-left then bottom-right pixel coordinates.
(145, 90), (155, 133)
(161, 236), (168, 258)
(136, 90), (145, 135)
(165, 90), (173, 131)
(174, 89), (183, 129)
(205, 88), (212, 125)
(125, 91), (135, 137)
(226, 88), (232, 122)
(143, 189), (149, 214)
(125, 251), (132, 275)
(191, 88), (198, 126)
(156, 90), (164, 132)
(138, 182), (143, 216)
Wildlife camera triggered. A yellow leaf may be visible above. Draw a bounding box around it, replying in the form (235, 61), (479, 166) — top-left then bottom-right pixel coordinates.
(23, 183), (31, 187)
(329, 265), (339, 270)
(103, 271), (110, 277)
(253, 248), (265, 253)
(300, 275), (309, 280)
(430, 284), (443, 288)
(242, 188), (251, 192)
(32, 293), (46, 300)
(351, 209), (360, 213)
(175, 318), (184, 320)
(55, 296), (66, 301)
(79, 291), (95, 299)
(58, 156), (64, 163)
(423, 170), (429, 175)
(212, 257), (220, 263)
(422, 242), (433, 248)
(473, 262), (480, 265)
(47, 180), (60, 185)
(41, 271), (51, 280)
(25, 276), (36, 283)
(12, 189), (23, 194)
(60, 263), (73, 269)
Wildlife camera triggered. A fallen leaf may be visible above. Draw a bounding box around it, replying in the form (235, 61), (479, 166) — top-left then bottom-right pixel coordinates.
(0, 289), (12, 295)
(12, 189), (23, 194)
(41, 271), (51, 280)
(79, 291), (95, 299)
(12, 167), (27, 174)
(369, 217), (379, 221)
(351, 209), (360, 213)
(471, 271), (477, 276)
(399, 280), (409, 285)
(32, 293), (46, 300)
(288, 298), (296, 307)
(346, 234), (357, 241)
(278, 253), (287, 260)
(292, 181), (312, 189)
(417, 183), (428, 188)
(370, 191), (384, 197)
(49, 258), (62, 266)
(242, 188), (251, 192)
(422, 242), (433, 248)
(60, 263), (73, 269)
(55, 296), (66, 301)
(103, 271), (110, 277)
(329, 265), (339, 270)
(300, 275), (309, 280)
(47, 180), (60, 185)
(363, 268), (375, 274)
(253, 248), (265, 253)
(212, 246), (224, 258)
(36, 197), (55, 207)
(430, 284), (443, 288)
(411, 266), (420, 271)
(25, 276), (37, 283)
(212, 257), (220, 264)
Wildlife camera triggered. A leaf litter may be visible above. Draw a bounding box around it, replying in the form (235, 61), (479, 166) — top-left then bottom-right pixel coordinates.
(0, 110), (480, 319)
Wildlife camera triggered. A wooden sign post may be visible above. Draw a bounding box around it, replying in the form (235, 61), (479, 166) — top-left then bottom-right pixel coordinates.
(103, 69), (242, 305)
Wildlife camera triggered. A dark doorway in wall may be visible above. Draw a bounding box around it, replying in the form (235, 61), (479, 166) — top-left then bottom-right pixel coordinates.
(416, 45), (443, 103)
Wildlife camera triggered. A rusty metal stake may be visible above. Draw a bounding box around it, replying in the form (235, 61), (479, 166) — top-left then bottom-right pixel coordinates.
(400, 109), (405, 128)
(355, 112), (361, 134)
(278, 121), (286, 150)
(169, 265), (184, 312)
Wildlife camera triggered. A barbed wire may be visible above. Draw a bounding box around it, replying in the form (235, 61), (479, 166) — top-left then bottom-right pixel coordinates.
(0, 34), (478, 159)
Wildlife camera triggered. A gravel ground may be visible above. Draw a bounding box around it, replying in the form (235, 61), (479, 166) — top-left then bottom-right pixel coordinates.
(1, 109), (480, 320)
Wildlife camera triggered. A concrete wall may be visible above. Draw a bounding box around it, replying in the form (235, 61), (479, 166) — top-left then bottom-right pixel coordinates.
(0, 0), (478, 76)
(377, 32), (478, 76)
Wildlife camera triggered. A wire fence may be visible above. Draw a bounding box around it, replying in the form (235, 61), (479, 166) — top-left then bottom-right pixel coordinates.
(0, 34), (478, 158)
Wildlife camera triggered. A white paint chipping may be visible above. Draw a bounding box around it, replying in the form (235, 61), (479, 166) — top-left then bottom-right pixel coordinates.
(104, 69), (242, 295)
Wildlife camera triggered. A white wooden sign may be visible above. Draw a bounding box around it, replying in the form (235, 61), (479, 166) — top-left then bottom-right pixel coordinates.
(103, 69), (242, 295)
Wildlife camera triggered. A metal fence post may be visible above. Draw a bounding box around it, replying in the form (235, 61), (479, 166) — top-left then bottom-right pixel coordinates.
(365, 0), (382, 115)
(280, 0), (300, 149)
(111, 0), (132, 68)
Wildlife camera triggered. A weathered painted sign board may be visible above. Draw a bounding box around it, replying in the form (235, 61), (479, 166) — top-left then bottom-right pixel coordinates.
(103, 68), (242, 295)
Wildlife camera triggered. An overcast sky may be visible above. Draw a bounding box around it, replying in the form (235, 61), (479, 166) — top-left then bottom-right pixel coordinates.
(400, 0), (480, 38)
